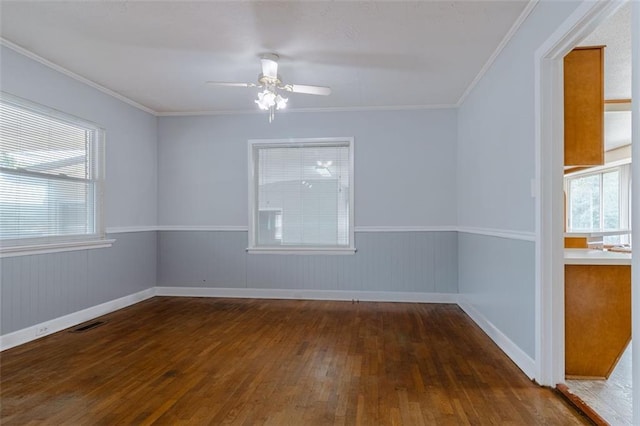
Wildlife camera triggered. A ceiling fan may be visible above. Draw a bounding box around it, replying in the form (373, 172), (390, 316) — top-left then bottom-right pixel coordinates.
(206, 53), (331, 122)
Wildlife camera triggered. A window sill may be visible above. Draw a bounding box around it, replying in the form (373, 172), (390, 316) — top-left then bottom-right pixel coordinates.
(247, 247), (356, 255)
(0, 239), (116, 258)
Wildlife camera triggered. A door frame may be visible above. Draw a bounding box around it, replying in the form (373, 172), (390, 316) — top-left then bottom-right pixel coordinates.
(534, 0), (632, 395)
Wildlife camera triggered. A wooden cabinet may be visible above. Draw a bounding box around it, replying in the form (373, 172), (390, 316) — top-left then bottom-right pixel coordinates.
(564, 46), (605, 166)
(565, 264), (631, 379)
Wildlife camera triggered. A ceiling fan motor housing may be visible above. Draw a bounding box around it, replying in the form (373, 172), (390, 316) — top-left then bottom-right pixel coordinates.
(258, 73), (282, 88)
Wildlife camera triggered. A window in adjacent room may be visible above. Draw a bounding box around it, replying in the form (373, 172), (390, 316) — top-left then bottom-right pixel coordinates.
(565, 162), (631, 245)
(0, 93), (106, 254)
(248, 137), (354, 254)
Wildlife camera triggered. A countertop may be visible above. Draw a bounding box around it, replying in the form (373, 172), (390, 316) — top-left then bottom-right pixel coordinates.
(564, 249), (632, 265)
(564, 229), (631, 237)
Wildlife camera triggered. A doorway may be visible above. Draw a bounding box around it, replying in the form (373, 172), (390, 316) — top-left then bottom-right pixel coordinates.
(535, 0), (637, 424)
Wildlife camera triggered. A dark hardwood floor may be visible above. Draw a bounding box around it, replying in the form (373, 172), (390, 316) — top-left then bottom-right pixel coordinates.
(1, 297), (588, 425)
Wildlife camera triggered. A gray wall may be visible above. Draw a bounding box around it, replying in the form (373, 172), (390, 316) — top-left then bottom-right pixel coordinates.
(0, 1), (587, 366)
(1, 232), (156, 334)
(158, 109), (458, 227)
(458, 233), (535, 357)
(457, 1), (579, 232)
(158, 231), (457, 294)
(0, 46), (158, 335)
(0, 46), (159, 229)
(456, 1), (581, 358)
(156, 108), (459, 297)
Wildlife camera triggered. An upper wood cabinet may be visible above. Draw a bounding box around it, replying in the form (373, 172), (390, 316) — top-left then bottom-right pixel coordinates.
(564, 46), (605, 166)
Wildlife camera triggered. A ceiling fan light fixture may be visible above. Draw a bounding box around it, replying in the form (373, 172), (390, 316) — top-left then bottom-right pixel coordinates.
(255, 89), (275, 110)
(255, 89), (288, 123)
(275, 94), (288, 110)
(208, 53), (329, 123)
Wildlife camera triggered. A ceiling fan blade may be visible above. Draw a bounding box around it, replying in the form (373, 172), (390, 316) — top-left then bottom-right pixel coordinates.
(206, 81), (257, 88)
(283, 84), (331, 96)
(261, 53), (279, 79)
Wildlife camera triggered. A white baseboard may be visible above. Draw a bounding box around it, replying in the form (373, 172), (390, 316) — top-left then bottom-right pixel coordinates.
(0, 288), (155, 351)
(2, 287), (536, 384)
(155, 286), (459, 304)
(457, 298), (536, 379)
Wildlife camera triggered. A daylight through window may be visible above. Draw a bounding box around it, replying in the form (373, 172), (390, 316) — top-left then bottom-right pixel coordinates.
(0, 93), (105, 247)
(248, 138), (354, 253)
(565, 163), (631, 245)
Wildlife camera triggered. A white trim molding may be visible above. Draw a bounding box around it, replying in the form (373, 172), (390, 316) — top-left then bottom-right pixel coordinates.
(156, 225), (249, 232)
(458, 298), (536, 379)
(456, 0), (539, 106)
(3, 286), (543, 384)
(630, 3), (639, 424)
(247, 137), (356, 254)
(100, 226), (537, 244)
(1, 38), (457, 118)
(246, 247), (357, 255)
(354, 226), (457, 233)
(0, 288), (155, 351)
(533, 0), (628, 388)
(457, 227), (536, 242)
(155, 286), (459, 304)
(0, 38), (156, 116)
(156, 103), (457, 117)
(0, 239), (116, 258)
(106, 226), (158, 234)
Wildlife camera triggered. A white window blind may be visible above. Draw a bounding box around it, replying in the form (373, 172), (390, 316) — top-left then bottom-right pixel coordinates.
(0, 93), (104, 247)
(248, 138), (354, 253)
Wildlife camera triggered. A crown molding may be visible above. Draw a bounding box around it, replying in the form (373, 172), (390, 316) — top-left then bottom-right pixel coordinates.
(0, 37), (158, 116)
(456, 0), (540, 107)
(0, 38), (458, 118)
(156, 103), (457, 117)
(3, 0), (537, 119)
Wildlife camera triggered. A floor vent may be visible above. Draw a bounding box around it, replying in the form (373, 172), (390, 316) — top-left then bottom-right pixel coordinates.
(70, 321), (106, 333)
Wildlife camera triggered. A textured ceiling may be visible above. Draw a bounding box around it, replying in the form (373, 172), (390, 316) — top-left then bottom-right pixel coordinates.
(580, 3), (632, 151)
(0, 0), (530, 114)
(580, 2), (632, 101)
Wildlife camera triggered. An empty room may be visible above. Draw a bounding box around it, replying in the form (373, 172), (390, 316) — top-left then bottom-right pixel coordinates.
(1, 1), (638, 425)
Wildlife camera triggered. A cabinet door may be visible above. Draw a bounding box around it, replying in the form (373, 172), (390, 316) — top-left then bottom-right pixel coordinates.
(564, 46), (604, 166)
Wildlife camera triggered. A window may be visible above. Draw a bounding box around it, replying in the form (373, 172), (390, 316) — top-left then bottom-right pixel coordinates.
(565, 163), (631, 245)
(248, 138), (354, 254)
(0, 93), (106, 253)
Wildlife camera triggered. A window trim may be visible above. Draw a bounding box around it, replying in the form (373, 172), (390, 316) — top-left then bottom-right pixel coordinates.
(0, 92), (108, 256)
(564, 160), (631, 243)
(247, 137), (355, 254)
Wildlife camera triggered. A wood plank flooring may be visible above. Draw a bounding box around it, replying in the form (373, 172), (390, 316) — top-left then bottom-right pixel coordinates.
(567, 343), (632, 425)
(1, 297), (588, 425)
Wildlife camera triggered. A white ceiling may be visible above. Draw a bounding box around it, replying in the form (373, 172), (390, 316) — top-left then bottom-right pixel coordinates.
(579, 3), (632, 151)
(0, 0), (531, 114)
(580, 2), (632, 101)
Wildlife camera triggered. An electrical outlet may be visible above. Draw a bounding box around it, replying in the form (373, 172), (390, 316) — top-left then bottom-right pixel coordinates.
(35, 326), (48, 337)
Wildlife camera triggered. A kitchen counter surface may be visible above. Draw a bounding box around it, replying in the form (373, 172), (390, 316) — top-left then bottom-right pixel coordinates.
(564, 249), (632, 265)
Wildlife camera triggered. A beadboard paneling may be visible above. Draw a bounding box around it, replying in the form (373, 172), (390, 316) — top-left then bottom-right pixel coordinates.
(0, 232), (157, 335)
(157, 231), (458, 294)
